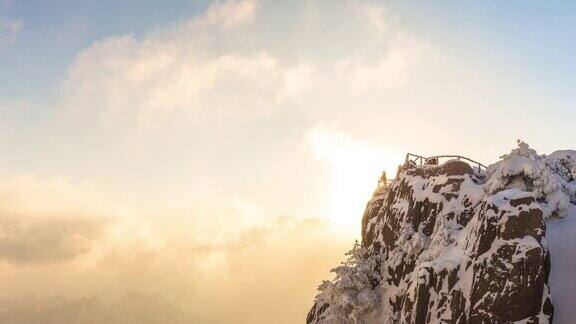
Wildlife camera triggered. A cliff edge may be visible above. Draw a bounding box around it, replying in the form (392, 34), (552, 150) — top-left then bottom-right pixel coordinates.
(308, 141), (576, 323)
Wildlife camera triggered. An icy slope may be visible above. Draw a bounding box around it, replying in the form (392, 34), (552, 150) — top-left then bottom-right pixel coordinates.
(308, 141), (576, 323)
(547, 205), (576, 324)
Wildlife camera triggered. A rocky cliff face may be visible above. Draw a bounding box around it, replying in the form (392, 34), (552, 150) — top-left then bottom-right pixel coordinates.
(308, 141), (576, 323)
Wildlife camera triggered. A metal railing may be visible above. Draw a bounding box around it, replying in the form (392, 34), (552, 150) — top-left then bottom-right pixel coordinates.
(405, 153), (487, 174)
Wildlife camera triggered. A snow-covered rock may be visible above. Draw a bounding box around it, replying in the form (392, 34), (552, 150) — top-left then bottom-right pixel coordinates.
(546, 204), (576, 324)
(308, 141), (576, 323)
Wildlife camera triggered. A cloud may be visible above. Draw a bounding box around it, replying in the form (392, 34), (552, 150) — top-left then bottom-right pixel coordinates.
(190, 0), (259, 29)
(0, 214), (351, 323)
(57, 0), (429, 127)
(63, 36), (285, 124)
(0, 215), (108, 264)
(358, 3), (388, 34)
(276, 64), (317, 102)
(0, 171), (352, 323)
(0, 173), (128, 264)
(0, 18), (21, 43)
(0, 212), (352, 324)
(336, 34), (429, 94)
(87, 215), (352, 324)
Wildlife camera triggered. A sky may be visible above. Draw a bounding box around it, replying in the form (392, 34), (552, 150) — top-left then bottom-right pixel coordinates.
(1, 0), (576, 323)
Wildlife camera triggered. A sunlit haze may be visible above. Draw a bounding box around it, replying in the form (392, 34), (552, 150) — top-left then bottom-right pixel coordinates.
(1, 0), (576, 322)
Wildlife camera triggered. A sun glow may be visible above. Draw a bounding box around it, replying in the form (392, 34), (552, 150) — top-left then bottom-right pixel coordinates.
(309, 127), (401, 229)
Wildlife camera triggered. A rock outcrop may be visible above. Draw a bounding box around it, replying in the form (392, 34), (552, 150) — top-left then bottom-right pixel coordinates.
(308, 141), (576, 323)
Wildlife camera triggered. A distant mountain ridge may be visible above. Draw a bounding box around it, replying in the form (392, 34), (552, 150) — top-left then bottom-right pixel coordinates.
(308, 141), (576, 323)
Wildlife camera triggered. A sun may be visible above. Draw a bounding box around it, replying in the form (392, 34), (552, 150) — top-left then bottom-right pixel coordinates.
(309, 127), (400, 229)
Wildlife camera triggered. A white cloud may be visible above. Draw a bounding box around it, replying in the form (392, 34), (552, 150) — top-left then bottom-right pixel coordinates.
(337, 35), (428, 94)
(58, 0), (429, 127)
(359, 3), (388, 34)
(63, 34), (290, 125)
(189, 0), (259, 29)
(276, 63), (317, 102)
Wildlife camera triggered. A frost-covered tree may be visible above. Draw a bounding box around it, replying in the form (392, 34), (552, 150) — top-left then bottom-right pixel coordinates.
(311, 241), (383, 323)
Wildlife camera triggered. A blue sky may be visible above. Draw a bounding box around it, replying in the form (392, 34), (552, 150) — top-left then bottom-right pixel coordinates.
(1, 0), (209, 100)
(3, 0), (576, 105)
